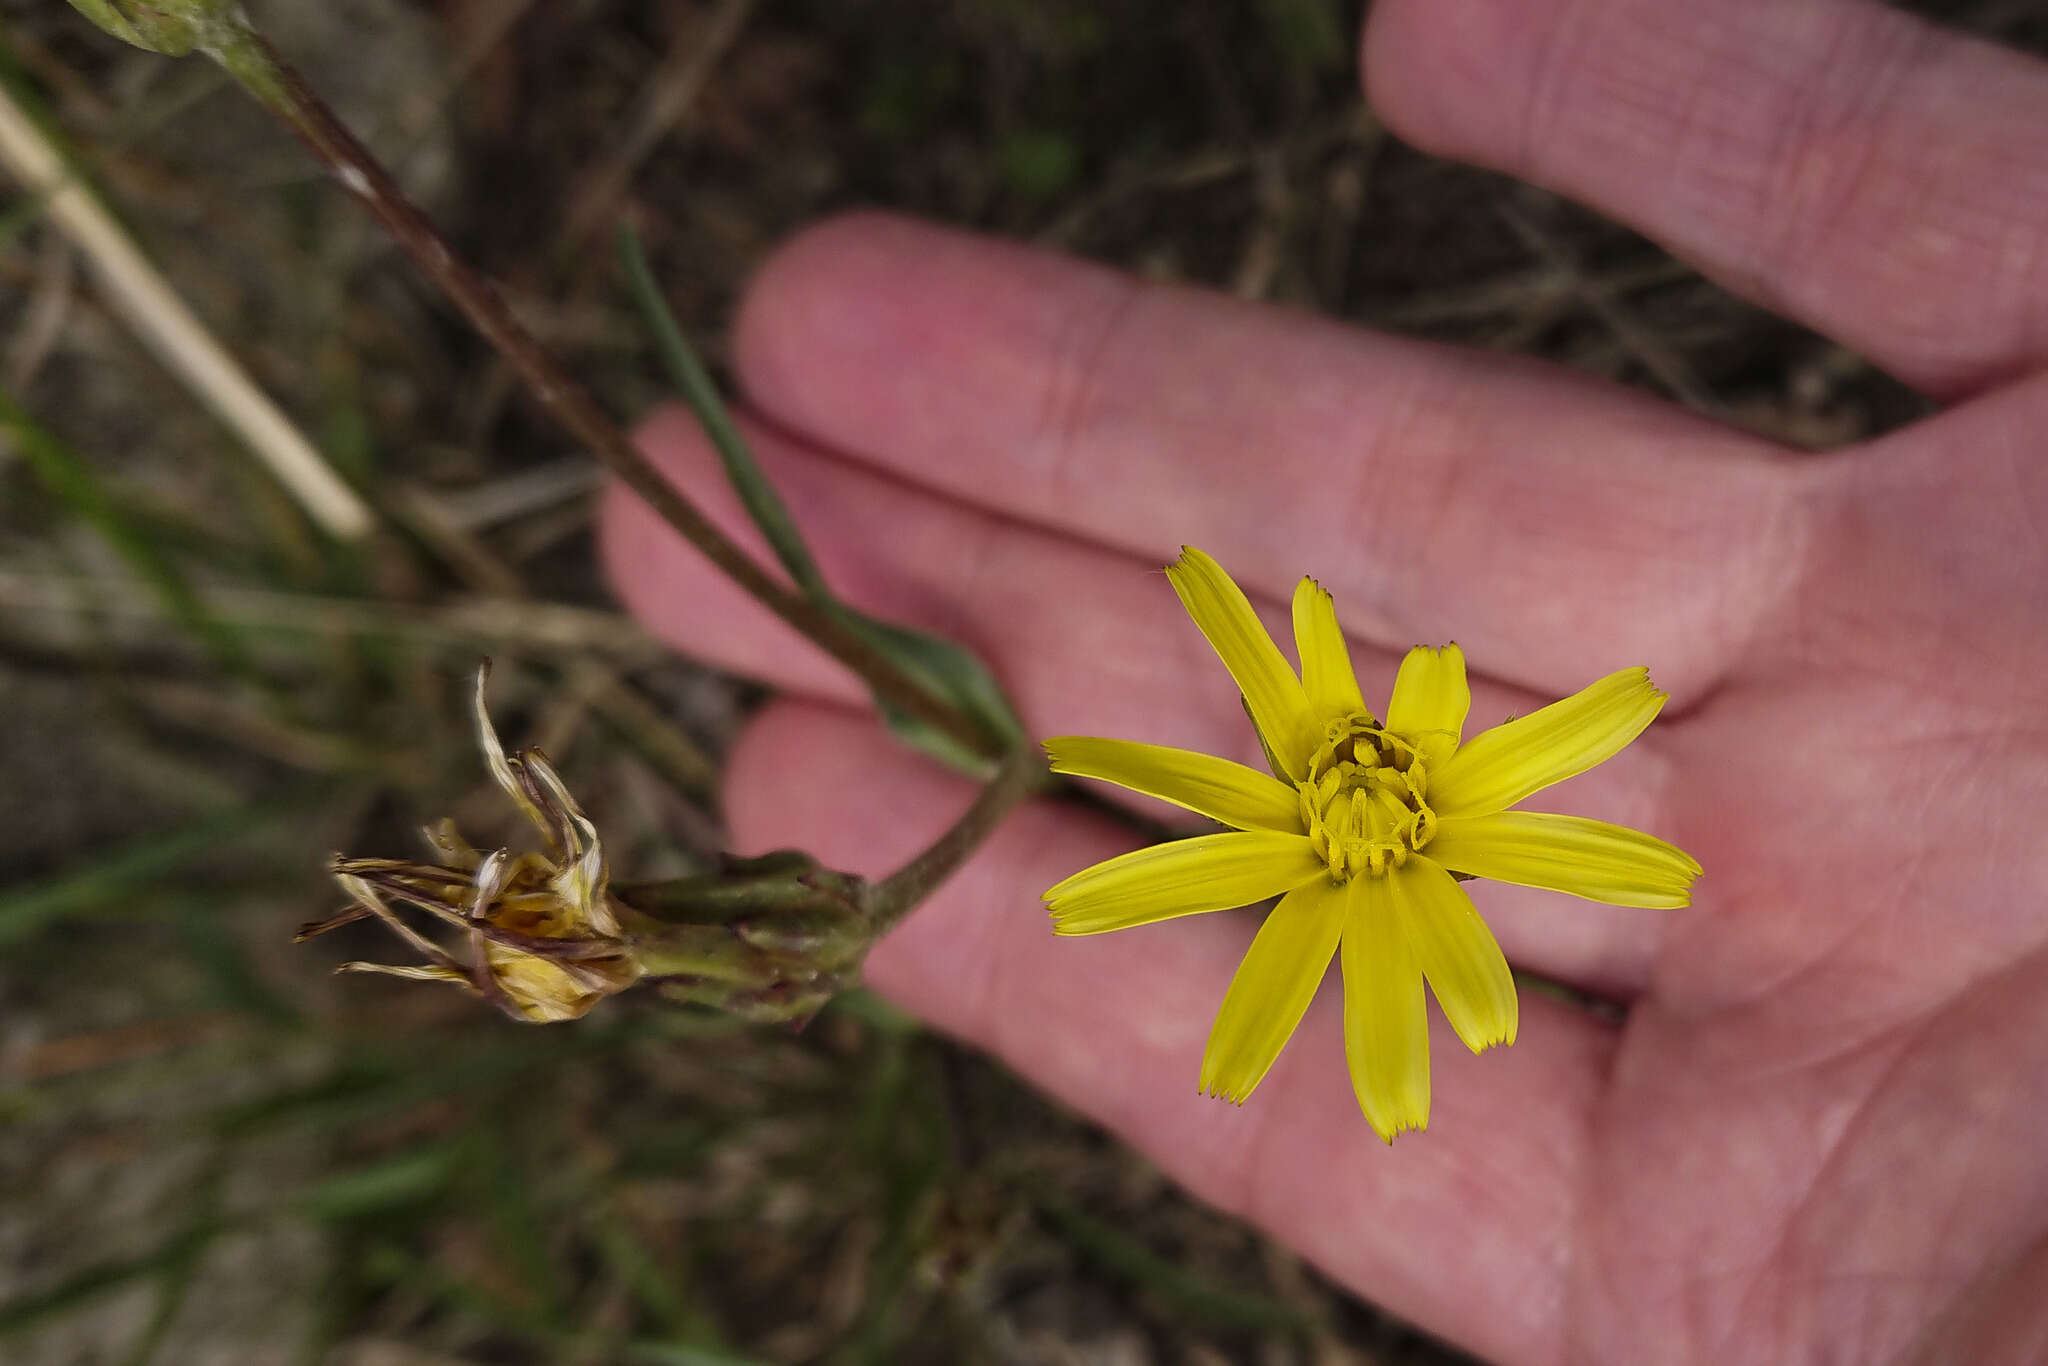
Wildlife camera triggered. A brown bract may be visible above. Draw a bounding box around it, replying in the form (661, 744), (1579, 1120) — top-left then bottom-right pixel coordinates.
(301, 664), (640, 1023)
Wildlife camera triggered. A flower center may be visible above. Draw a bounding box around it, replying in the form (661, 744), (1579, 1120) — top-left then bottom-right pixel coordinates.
(1297, 713), (1439, 882)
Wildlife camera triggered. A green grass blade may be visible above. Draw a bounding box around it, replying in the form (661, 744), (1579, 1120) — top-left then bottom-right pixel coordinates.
(618, 226), (828, 599)
(0, 796), (297, 948)
(170, 896), (302, 1024)
(624, 1344), (773, 1366)
(1033, 1196), (1319, 1339)
(0, 387), (257, 681)
(292, 1149), (456, 1222)
(118, 1164), (228, 1366)
(619, 228), (1025, 769)
(0, 1224), (219, 1337)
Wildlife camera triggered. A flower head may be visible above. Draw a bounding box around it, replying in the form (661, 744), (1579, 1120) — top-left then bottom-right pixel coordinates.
(1043, 547), (1699, 1141)
(303, 664), (640, 1023)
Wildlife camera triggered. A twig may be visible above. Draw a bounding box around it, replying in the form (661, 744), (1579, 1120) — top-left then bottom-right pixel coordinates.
(555, 0), (758, 253)
(0, 566), (670, 656)
(2, 228), (74, 390)
(0, 79), (374, 538)
(396, 479), (718, 797)
(1497, 206), (1725, 416)
(200, 26), (1004, 762)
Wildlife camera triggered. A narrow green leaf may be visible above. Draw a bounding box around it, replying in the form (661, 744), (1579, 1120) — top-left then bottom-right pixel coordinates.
(0, 1225), (217, 1337)
(594, 1213), (721, 1345)
(291, 1150), (455, 1221)
(0, 799), (287, 948)
(837, 606), (1026, 773)
(0, 388), (256, 681)
(617, 229), (1027, 771)
(823, 987), (921, 1036)
(170, 897), (301, 1025)
(360, 1243), (568, 1340)
(618, 227), (828, 598)
(1034, 1195), (1319, 1338)
(118, 1169), (227, 1366)
(624, 1344), (773, 1366)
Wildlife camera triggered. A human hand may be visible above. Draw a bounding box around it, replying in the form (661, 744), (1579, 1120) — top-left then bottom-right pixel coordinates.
(600, 0), (2048, 1360)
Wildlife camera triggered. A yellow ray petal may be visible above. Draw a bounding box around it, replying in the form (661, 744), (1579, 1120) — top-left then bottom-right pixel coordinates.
(1046, 736), (1303, 833)
(1341, 876), (1431, 1142)
(1199, 878), (1346, 1104)
(1291, 578), (1368, 721)
(1394, 858), (1518, 1053)
(1045, 831), (1324, 935)
(1166, 547), (1315, 779)
(1430, 666), (1666, 817)
(1385, 643), (1470, 772)
(1427, 811), (1701, 908)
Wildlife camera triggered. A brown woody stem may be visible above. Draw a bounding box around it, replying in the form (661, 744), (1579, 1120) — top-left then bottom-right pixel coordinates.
(203, 26), (1001, 761)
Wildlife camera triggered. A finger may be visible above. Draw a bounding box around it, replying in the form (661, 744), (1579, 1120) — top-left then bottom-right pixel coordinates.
(723, 213), (1802, 700)
(724, 697), (1614, 1366)
(1364, 0), (2048, 397)
(602, 410), (1672, 994)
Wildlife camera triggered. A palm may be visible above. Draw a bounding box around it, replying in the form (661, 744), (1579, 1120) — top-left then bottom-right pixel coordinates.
(1586, 469), (2048, 1359)
(604, 2), (2048, 1359)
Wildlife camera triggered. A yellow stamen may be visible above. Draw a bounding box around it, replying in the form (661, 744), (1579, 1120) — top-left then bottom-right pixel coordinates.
(1298, 718), (1440, 884)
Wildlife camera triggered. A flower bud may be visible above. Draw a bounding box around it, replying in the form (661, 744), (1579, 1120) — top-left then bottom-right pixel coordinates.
(612, 852), (875, 1027)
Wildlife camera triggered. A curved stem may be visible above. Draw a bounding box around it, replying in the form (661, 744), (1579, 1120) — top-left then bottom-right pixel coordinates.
(866, 744), (1052, 934)
(203, 26), (1003, 761)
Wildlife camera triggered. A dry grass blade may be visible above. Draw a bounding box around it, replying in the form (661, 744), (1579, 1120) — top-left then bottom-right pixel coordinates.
(0, 79), (373, 539)
(0, 567), (669, 658)
(554, 0), (758, 253)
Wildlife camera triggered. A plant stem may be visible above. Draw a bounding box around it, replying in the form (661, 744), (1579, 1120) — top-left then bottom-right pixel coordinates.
(865, 743), (1051, 934)
(201, 25), (1003, 761)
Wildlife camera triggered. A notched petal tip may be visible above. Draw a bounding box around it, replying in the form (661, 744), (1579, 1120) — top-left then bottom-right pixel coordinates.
(1386, 642), (1472, 769)
(1292, 576), (1369, 721)
(1162, 546), (1316, 779)
(1431, 664), (1669, 817)
(1462, 1022), (1517, 1054)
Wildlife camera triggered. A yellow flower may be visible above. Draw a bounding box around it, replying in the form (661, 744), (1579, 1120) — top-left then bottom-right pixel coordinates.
(1043, 547), (1699, 1141)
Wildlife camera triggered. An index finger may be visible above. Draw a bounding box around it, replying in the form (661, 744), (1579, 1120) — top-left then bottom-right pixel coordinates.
(728, 214), (1804, 702)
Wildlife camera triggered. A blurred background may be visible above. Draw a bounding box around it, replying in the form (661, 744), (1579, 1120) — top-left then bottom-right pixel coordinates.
(0, 2), (2036, 1362)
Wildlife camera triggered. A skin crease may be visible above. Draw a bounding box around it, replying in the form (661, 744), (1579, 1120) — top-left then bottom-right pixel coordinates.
(600, 0), (2048, 1361)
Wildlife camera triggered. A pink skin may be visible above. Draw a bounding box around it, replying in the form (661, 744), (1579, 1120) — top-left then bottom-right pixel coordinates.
(600, 0), (2048, 1361)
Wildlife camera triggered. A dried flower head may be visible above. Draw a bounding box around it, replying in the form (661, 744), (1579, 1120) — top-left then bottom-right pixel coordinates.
(303, 664), (640, 1022)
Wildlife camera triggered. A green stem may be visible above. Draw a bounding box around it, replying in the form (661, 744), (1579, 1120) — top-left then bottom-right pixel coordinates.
(865, 744), (1051, 934)
(196, 23), (1004, 762)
